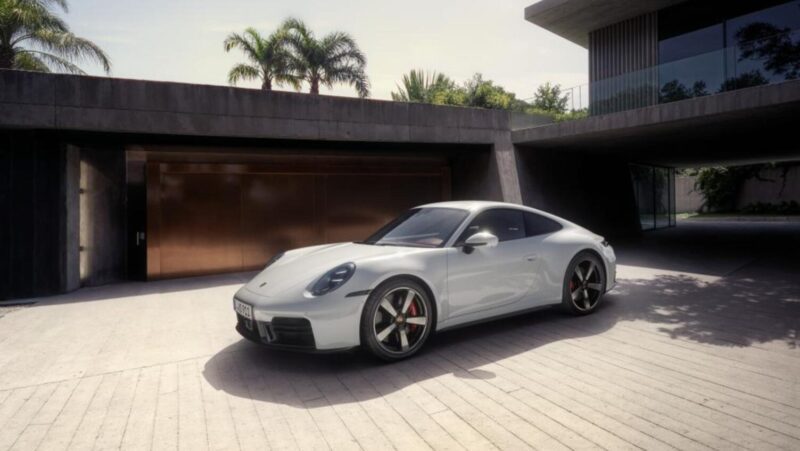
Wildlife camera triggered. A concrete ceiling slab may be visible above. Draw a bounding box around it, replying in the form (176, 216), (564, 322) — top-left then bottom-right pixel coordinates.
(524, 0), (686, 47)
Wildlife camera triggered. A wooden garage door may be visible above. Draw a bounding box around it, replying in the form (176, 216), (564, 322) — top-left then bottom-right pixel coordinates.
(146, 160), (450, 279)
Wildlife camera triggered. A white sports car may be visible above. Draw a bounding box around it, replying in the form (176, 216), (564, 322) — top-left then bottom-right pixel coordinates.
(233, 201), (616, 360)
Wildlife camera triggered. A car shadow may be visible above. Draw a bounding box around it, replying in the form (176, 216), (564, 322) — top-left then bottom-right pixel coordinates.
(202, 302), (619, 407)
(203, 256), (799, 407)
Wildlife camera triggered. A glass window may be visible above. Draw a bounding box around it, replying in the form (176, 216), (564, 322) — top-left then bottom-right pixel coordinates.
(630, 164), (656, 231)
(726, 1), (800, 85)
(630, 164), (676, 231)
(363, 208), (468, 248)
(660, 24), (724, 64)
(457, 209), (525, 243)
(659, 24), (724, 103)
(524, 212), (562, 237)
(656, 1), (800, 102)
(655, 167), (672, 229)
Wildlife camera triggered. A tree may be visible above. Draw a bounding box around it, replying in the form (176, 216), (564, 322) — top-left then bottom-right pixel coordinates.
(462, 73), (521, 110)
(0, 0), (110, 73)
(283, 18), (369, 98)
(531, 82), (569, 113)
(391, 69), (461, 104)
(224, 24), (299, 90)
(658, 79), (709, 103)
(718, 70), (768, 92)
(735, 22), (800, 80)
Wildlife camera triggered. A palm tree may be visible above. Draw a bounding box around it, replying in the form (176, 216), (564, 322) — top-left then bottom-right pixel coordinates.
(283, 18), (369, 98)
(0, 0), (110, 73)
(391, 69), (457, 103)
(223, 24), (299, 91)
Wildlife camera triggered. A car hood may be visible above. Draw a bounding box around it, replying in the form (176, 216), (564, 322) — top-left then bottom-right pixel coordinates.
(241, 242), (428, 298)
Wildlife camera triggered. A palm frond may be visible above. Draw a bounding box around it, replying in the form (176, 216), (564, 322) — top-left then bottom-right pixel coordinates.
(321, 32), (365, 66)
(12, 51), (50, 71)
(326, 63), (370, 97)
(6, 0), (69, 40)
(17, 49), (83, 73)
(28, 28), (110, 72)
(223, 31), (257, 57)
(391, 69), (453, 103)
(227, 62), (260, 85)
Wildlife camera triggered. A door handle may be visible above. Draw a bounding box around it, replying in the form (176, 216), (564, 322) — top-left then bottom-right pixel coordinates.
(524, 254), (537, 262)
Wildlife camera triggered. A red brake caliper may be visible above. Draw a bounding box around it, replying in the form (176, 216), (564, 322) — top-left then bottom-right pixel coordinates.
(408, 301), (418, 332)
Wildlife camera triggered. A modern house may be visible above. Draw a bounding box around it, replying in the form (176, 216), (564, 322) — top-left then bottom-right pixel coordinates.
(2, 0), (800, 301)
(519, 0), (800, 229)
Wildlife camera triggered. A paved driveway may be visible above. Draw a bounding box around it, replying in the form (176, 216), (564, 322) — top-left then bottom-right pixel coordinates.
(0, 221), (798, 450)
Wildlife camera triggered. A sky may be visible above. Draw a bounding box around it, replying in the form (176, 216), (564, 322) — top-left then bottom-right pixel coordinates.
(64, 0), (588, 101)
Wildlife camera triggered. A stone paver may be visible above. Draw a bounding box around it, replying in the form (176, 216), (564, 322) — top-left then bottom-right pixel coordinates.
(0, 221), (798, 450)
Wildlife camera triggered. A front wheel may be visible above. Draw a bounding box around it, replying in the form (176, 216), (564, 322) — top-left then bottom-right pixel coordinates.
(360, 279), (433, 361)
(561, 251), (606, 315)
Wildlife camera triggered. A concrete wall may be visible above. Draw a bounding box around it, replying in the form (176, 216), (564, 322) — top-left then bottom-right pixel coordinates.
(0, 70), (518, 145)
(675, 165), (800, 213)
(737, 165), (800, 208)
(675, 175), (704, 213)
(79, 147), (127, 286)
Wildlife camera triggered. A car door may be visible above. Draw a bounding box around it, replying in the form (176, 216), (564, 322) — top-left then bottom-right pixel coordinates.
(521, 211), (565, 306)
(446, 208), (539, 319)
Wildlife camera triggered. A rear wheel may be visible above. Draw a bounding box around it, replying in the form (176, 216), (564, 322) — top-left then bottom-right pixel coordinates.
(561, 252), (606, 315)
(361, 279), (433, 361)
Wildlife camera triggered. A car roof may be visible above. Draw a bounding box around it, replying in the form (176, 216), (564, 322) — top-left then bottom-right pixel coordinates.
(417, 200), (531, 213)
(416, 200), (579, 229)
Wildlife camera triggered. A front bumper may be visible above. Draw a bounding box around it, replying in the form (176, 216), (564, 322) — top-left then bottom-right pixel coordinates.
(236, 314), (317, 349)
(233, 287), (366, 351)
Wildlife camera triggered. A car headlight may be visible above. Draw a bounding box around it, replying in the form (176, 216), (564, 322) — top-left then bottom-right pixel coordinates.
(265, 252), (284, 269)
(311, 263), (355, 296)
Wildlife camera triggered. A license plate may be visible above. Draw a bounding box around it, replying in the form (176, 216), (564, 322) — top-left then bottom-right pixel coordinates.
(234, 299), (253, 320)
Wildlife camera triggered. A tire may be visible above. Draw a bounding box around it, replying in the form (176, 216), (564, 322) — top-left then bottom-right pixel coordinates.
(561, 251), (606, 315)
(360, 278), (434, 361)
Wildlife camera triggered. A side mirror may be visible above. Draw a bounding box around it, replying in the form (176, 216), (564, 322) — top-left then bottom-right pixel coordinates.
(462, 232), (499, 254)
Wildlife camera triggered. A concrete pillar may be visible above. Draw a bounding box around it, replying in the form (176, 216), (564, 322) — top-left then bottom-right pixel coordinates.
(492, 131), (523, 204)
(61, 145), (80, 292)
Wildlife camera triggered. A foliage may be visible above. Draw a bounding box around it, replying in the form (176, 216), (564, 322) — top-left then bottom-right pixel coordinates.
(226, 18), (369, 97)
(0, 0), (110, 73)
(692, 165), (775, 212)
(740, 201), (800, 215)
(389, 70), (584, 123)
(524, 107), (588, 122)
(390, 69), (461, 104)
(224, 23), (299, 90)
(735, 22), (800, 80)
(530, 82), (569, 114)
(282, 18), (369, 98)
(659, 79), (709, 103)
(461, 73), (523, 110)
(718, 70), (768, 92)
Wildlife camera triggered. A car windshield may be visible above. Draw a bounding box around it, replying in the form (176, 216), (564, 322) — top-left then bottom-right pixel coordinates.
(361, 208), (469, 248)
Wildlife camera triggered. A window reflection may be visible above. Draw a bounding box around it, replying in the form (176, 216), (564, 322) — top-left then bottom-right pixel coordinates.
(655, 0), (800, 105)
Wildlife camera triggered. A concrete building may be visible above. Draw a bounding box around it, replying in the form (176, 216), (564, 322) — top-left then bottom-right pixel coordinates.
(520, 0), (800, 229)
(2, 0), (800, 301)
(0, 70), (548, 300)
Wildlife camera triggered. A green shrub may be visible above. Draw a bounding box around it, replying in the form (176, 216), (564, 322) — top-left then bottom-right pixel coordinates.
(740, 201), (800, 215)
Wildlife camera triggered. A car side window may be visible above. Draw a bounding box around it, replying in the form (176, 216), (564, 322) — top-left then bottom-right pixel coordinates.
(457, 209), (526, 243)
(524, 212), (562, 237)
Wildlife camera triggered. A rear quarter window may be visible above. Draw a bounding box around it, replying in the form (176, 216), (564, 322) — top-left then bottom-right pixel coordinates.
(524, 212), (562, 237)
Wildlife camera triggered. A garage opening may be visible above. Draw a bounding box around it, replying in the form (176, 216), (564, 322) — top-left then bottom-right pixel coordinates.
(145, 155), (450, 279)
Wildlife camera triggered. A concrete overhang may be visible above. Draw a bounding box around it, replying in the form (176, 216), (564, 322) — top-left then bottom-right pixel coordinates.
(511, 79), (800, 166)
(524, 0), (685, 47)
(0, 70), (555, 145)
